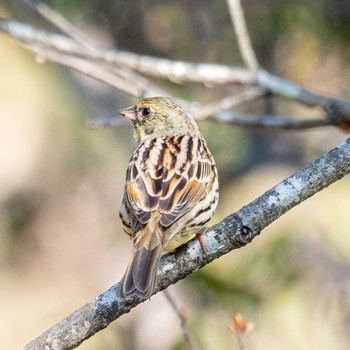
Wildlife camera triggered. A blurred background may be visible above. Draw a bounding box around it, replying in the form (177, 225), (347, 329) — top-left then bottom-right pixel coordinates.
(1, 0), (350, 349)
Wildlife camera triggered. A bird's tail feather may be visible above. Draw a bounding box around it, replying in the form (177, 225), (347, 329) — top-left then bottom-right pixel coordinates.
(117, 244), (163, 299)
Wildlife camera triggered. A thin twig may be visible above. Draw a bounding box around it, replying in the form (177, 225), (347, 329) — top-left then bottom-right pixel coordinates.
(0, 19), (254, 85)
(212, 113), (331, 129)
(228, 313), (254, 350)
(86, 116), (126, 129)
(227, 0), (259, 72)
(84, 110), (332, 130)
(193, 87), (266, 120)
(22, 0), (97, 49)
(27, 43), (167, 98)
(255, 70), (349, 113)
(236, 333), (247, 350)
(28, 45), (146, 96)
(84, 110), (331, 130)
(163, 290), (197, 350)
(2, 18), (350, 119)
(2, 18), (350, 129)
(20, 2), (170, 98)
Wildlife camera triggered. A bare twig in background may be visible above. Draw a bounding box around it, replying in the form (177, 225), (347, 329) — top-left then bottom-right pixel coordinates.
(28, 45), (148, 96)
(227, 0), (259, 72)
(228, 313), (254, 350)
(22, 138), (350, 350)
(193, 87), (266, 120)
(16, 10), (332, 130)
(28, 42), (167, 97)
(212, 113), (330, 129)
(84, 86), (332, 130)
(21, 0), (170, 98)
(86, 116), (126, 129)
(0, 18), (253, 84)
(87, 112), (331, 130)
(22, 0), (97, 48)
(1, 18), (350, 128)
(163, 290), (197, 350)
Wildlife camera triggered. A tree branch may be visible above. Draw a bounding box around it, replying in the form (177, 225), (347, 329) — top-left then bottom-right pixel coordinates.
(20, 0), (170, 98)
(0, 17), (253, 84)
(27, 44), (165, 97)
(22, 0), (98, 49)
(1, 18), (350, 128)
(207, 113), (331, 129)
(227, 0), (259, 72)
(23, 137), (350, 350)
(193, 87), (266, 120)
(87, 112), (332, 130)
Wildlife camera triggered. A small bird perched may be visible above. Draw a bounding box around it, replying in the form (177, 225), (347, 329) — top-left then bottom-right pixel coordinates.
(117, 97), (219, 299)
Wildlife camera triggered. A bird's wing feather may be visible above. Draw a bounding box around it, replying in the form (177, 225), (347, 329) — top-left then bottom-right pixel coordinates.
(123, 135), (211, 227)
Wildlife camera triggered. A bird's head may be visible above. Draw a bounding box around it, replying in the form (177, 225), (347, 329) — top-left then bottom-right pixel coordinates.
(117, 97), (199, 143)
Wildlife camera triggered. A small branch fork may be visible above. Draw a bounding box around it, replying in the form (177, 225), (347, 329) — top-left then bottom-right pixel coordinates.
(0, 0), (350, 129)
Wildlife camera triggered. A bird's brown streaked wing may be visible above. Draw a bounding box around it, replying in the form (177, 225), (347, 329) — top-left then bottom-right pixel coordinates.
(125, 156), (162, 224)
(125, 178), (154, 224)
(159, 155), (211, 226)
(124, 136), (212, 227)
(119, 193), (133, 237)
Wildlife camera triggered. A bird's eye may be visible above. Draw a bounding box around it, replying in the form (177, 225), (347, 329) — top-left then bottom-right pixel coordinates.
(141, 107), (152, 117)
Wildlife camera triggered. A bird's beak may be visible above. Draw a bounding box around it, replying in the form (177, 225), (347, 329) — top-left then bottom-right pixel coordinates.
(117, 105), (137, 121)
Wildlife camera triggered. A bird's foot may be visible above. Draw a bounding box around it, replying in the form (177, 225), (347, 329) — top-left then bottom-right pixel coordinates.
(196, 227), (209, 252)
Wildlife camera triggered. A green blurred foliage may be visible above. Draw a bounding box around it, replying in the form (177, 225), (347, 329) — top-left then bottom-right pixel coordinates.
(1, 1), (350, 349)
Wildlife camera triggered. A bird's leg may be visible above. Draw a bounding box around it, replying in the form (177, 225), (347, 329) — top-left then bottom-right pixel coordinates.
(196, 227), (209, 252)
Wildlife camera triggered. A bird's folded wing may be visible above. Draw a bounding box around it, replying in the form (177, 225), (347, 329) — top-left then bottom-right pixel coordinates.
(125, 136), (212, 227)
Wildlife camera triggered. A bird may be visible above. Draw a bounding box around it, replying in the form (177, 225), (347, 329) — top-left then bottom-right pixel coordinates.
(116, 97), (219, 299)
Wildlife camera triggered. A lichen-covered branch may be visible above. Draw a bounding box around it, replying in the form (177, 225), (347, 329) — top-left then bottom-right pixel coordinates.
(23, 137), (350, 350)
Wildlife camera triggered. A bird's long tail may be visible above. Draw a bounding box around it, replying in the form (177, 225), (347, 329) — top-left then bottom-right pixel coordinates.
(117, 232), (163, 299)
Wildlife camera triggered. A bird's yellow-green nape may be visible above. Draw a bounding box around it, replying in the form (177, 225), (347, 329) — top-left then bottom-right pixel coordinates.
(117, 97), (199, 143)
